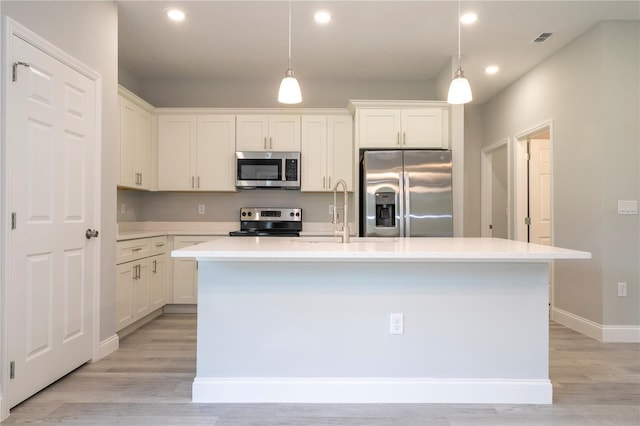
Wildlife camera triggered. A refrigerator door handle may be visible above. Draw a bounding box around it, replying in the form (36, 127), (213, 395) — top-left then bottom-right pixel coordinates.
(398, 170), (405, 237)
(404, 172), (411, 236)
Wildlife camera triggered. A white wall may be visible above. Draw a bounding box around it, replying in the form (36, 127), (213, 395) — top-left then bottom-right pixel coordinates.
(2, 1), (119, 341)
(481, 21), (639, 328)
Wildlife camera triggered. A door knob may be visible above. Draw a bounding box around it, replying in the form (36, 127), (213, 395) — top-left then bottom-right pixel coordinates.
(85, 229), (99, 239)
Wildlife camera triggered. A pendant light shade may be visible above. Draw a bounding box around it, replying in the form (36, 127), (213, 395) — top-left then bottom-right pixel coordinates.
(447, 67), (472, 104)
(279, 69), (302, 104)
(448, 0), (472, 105)
(278, 0), (302, 104)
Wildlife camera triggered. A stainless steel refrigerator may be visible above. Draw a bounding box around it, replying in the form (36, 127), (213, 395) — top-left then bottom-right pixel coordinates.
(360, 150), (453, 237)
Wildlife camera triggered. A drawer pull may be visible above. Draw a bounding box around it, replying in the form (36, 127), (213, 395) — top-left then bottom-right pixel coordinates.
(155, 243), (165, 248)
(132, 248), (143, 252)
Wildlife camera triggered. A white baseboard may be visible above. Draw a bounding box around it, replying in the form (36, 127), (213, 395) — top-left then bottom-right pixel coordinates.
(192, 377), (552, 404)
(552, 307), (640, 342)
(94, 334), (119, 362)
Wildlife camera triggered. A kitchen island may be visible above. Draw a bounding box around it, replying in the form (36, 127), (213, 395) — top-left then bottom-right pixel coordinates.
(173, 237), (590, 404)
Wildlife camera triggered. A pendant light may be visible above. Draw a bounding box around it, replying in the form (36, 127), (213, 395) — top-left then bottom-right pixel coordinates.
(447, 0), (472, 104)
(278, 0), (302, 104)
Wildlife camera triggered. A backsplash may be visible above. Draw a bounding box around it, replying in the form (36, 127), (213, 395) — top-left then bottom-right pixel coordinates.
(117, 189), (352, 224)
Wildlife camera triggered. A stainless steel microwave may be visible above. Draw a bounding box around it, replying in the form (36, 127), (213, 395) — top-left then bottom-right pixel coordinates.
(236, 151), (300, 189)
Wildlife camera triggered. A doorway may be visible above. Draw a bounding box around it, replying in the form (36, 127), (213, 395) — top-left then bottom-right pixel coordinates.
(515, 122), (553, 303)
(481, 139), (510, 238)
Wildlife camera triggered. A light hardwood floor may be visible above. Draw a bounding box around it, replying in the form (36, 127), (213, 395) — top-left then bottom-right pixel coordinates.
(3, 314), (639, 425)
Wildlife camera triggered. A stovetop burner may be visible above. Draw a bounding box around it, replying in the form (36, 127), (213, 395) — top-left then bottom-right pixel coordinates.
(229, 207), (302, 237)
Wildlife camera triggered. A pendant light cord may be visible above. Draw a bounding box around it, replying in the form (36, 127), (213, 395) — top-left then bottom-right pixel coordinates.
(288, 0), (292, 70)
(457, 0), (461, 68)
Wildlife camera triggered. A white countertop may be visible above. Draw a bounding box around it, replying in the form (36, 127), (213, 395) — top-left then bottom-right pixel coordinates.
(172, 236), (591, 262)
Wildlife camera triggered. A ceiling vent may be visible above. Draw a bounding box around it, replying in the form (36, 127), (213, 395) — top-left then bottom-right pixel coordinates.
(532, 32), (554, 43)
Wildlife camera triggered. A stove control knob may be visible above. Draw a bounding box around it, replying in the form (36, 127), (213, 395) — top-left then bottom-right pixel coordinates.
(290, 212), (294, 217)
(247, 212), (252, 217)
(296, 212), (300, 217)
(241, 212), (246, 217)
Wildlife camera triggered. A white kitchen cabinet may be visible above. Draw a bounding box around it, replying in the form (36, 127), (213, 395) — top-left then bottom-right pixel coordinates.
(357, 107), (447, 149)
(172, 236), (211, 304)
(116, 236), (168, 331)
(158, 114), (236, 191)
(301, 115), (353, 192)
(119, 89), (155, 190)
(236, 115), (301, 151)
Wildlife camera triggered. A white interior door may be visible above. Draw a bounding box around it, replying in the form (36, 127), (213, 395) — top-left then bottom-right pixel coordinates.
(529, 139), (551, 245)
(490, 145), (509, 239)
(7, 34), (96, 408)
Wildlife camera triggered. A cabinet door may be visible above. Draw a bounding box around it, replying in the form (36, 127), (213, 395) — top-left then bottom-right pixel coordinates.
(149, 254), (166, 312)
(172, 236), (210, 304)
(328, 116), (354, 191)
(197, 115), (236, 191)
(133, 261), (151, 319)
(119, 96), (137, 187)
(116, 262), (136, 330)
(236, 115), (269, 151)
(268, 115), (301, 151)
(357, 109), (401, 148)
(136, 108), (153, 189)
(301, 116), (328, 191)
(401, 109), (444, 148)
(158, 115), (197, 190)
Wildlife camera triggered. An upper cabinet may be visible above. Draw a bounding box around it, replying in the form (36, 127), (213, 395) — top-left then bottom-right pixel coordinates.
(158, 114), (236, 191)
(236, 115), (301, 151)
(118, 87), (156, 190)
(301, 115), (353, 192)
(350, 101), (450, 150)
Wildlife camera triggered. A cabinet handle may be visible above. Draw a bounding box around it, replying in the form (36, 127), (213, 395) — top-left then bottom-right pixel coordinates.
(403, 132), (407, 146)
(264, 137), (267, 150)
(191, 176), (195, 188)
(152, 259), (157, 274)
(155, 243), (165, 248)
(132, 247), (142, 252)
(397, 132), (401, 146)
(269, 137), (273, 150)
(197, 176), (201, 189)
(323, 176), (325, 189)
(139, 172), (143, 185)
(328, 176), (331, 188)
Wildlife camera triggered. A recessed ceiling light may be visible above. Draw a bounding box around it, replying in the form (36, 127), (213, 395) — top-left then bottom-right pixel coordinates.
(460, 13), (477, 25)
(485, 65), (499, 75)
(314, 10), (331, 24)
(166, 8), (186, 22)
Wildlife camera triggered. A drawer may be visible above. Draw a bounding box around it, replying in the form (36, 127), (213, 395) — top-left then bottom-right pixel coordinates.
(117, 238), (151, 264)
(173, 236), (211, 250)
(150, 236), (168, 256)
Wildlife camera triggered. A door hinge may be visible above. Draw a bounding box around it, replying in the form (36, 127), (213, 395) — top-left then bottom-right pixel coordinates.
(10, 361), (15, 379)
(524, 217), (531, 225)
(11, 212), (17, 230)
(12, 61), (30, 82)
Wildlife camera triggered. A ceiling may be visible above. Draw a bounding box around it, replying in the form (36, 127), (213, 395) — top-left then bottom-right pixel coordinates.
(117, 1), (639, 104)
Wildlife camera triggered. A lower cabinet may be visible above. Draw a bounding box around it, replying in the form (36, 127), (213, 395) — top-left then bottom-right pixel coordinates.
(172, 236), (211, 304)
(116, 237), (167, 331)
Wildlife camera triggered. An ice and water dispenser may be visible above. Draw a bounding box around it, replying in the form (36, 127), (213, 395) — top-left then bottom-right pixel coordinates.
(375, 192), (396, 228)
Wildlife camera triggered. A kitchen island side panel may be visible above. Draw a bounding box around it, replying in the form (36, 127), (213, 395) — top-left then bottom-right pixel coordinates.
(194, 260), (550, 403)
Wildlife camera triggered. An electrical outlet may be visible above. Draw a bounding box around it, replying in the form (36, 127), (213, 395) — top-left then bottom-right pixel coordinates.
(198, 204), (205, 215)
(390, 313), (404, 335)
(618, 282), (627, 297)
(329, 204), (334, 215)
(120, 203), (126, 215)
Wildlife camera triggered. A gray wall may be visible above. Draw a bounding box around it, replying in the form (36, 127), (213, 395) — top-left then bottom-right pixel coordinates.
(130, 77), (434, 108)
(481, 21), (639, 327)
(2, 1), (119, 342)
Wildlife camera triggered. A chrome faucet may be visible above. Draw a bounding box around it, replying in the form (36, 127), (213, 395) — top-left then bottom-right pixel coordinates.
(332, 179), (350, 243)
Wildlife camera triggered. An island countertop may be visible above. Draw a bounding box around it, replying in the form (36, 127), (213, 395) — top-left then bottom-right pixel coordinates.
(172, 236), (591, 262)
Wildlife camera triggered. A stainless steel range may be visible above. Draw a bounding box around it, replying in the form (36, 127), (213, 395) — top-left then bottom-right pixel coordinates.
(229, 207), (302, 237)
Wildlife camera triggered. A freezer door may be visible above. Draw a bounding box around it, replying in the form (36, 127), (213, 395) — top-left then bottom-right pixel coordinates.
(404, 150), (453, 237)
(362, 151), (403, 237)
